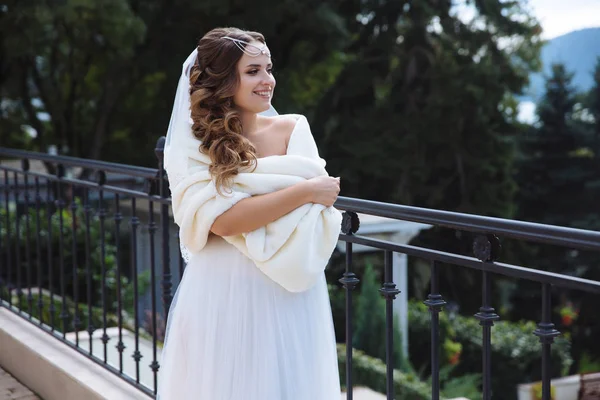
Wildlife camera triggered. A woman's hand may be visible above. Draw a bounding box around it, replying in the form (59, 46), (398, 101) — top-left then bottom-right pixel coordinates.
(305, 176), (340, 207)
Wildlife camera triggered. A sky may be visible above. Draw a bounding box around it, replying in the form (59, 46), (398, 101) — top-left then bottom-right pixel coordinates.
(516, 0), (600, 122)
(528, 0), (600, 39)
(451, 0), (600, 122)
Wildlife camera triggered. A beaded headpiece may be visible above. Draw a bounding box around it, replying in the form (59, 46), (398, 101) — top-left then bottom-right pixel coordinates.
(222, 36), (271, 58)
(194, 36), (271, 79)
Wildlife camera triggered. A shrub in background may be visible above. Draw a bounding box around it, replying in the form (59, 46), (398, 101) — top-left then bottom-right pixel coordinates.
(409, 301), (572, 400)
(0, 199), (148, 319)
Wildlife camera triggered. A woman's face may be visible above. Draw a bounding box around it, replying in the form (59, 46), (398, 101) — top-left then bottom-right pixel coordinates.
(232, 40), (276, 114)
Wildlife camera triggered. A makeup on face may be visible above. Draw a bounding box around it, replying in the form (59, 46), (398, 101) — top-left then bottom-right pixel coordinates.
(234, 42), (276, 112)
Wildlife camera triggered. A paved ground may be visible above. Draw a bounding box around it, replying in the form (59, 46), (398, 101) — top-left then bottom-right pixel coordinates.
(0, 368), (466, 400)
(0, 367), (39, 400)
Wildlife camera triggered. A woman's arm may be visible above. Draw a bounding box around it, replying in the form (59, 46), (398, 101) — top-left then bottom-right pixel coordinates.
(211, 176), (340, 237)
(210, 181), (312, 237)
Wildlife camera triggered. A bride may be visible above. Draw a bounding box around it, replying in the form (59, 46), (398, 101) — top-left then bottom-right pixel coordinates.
(158, 27), (343, 399)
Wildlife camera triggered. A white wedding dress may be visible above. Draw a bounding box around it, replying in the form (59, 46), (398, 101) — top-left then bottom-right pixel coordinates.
(157, 233), (341, 399)
(160, 51), (341, 397)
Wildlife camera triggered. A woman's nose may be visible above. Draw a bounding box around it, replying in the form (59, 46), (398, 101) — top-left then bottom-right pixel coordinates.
(262, 73), (275, 85)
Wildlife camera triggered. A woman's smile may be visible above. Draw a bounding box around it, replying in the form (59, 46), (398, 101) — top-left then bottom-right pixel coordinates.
(253, 89), (272, 99)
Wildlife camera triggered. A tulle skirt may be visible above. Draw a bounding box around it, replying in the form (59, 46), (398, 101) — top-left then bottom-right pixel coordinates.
(157, 234), (341, 400)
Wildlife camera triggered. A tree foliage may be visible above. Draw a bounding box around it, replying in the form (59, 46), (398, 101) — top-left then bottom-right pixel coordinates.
(312, 0), (542, 218)
(4, 0), (600, 383)
(0, 0), (145, 159)
(516, 64), (598, 227)
(0, 0), (350, 166)
(513, 61), (600, 372)
(586, 57), (600, 149)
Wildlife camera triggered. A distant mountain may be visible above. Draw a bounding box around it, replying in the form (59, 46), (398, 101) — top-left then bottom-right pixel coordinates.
(525, 27), (600, 102)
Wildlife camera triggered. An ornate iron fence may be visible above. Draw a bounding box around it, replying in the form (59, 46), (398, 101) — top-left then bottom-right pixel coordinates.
(1, 140), (599, 400)
(0, 142), (172, 397)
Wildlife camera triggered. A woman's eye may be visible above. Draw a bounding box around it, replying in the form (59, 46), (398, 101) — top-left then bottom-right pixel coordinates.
(267, 68), (274, 74)
(248, 69), (258, 75)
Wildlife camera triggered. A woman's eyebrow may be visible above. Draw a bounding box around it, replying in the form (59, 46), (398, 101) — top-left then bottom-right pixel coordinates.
(245, 63), (273, 68)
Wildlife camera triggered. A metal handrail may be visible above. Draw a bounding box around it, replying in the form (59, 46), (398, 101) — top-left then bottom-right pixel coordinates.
(336, 196), (600, 251)
(0, 147), (158, 179)
(2, 142), (600, 400)
(2, 147), (599, 251)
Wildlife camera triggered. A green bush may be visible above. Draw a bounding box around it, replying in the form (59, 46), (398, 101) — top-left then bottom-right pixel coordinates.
(3, 288), (118, 332)
(409, 301), (573, 400)
(578, 353), (600, 374)
(337, 344), (480, 399)
(0, 199), (142, 318)
(330, 267), (481, 399)
(337, 344), (432, 399)
(2, 278), (147, 335)
(353, 262), (407, 370)
(435, 367), (481, 400)
(329, 259), (481, 399)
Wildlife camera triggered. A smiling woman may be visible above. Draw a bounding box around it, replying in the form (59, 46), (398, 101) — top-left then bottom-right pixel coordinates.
(158, 27), (342, 400)
(233, 41), (275, 112)
(187, 29), (269, 193)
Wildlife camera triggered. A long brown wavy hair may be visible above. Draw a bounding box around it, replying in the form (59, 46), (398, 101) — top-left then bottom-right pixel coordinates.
(189, 27), (265, 194)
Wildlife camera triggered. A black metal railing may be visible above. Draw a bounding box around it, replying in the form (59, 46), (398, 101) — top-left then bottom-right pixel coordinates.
(335, 199), (600, 400)
(1, 141), (599, 400)
(0, 144), (173, 397)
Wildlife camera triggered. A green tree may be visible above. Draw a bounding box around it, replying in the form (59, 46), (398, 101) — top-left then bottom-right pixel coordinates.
(353, 262), (407, 371)
(570, 56), (600, 373)
(310, 0), (542, 309)
(516, 64), (597, 227)
(0, 0), (146, 158)
(0, 0), (352, 167)
(514, 63), (600, 372)
(313, 0), (542, 217)
(586, 57), (600, 151)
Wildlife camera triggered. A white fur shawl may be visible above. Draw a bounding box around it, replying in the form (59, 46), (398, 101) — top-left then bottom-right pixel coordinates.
(169, 114), (342, 292)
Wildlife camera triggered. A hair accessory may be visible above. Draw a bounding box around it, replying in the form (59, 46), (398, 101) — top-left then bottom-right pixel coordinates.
(222, 36), (271, 58)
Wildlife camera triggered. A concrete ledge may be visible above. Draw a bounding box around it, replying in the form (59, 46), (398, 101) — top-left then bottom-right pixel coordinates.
(0, 307), (152, 400)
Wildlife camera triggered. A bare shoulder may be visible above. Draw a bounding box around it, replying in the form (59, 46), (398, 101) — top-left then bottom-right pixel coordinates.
(261, 114), (302, 143)
(272, 114), (301, 133)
